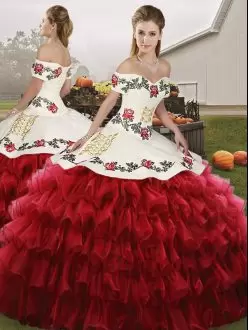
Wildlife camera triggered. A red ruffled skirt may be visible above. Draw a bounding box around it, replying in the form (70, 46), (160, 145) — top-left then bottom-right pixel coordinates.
(0, 153), (51, 228)
(0, 162), (246, 330)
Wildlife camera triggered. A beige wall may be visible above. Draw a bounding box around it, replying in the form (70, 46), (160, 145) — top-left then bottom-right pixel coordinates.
(162, 0), (247, 106)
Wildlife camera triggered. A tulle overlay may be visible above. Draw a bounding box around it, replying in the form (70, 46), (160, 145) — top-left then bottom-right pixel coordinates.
(0, 153), (50, 228)
(0, 162), (246, 330)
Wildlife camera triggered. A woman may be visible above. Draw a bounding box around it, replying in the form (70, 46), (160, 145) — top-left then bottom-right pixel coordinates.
(0, 5), (91, 227)
(0, 5), (246, 330)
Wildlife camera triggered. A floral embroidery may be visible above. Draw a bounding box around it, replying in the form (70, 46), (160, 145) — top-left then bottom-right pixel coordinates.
(150, 85), (159, 98)
(5, 142), (16, 153)
(32, 96), (58, 113)
(122, 108), (134, 120)
(33, 63), (44, 74)
(112, 76), (148, 94)
(32, 62), (62, 80)
(48, 103), (58, 113)
(60, 153), (77, 163)
(6, 113), (38, 140)
(105, 162), (117, 171)
(112, 74), (170, 96)
(159, 80), (170, 95)
(111, 74), (118, 87)
(98, 157), (192, 172)
(80, 132), (119, 156)
(35, 139), (45, 147)
(140, 127), (151, 140)
(59, 152), (195, 172)
(54, 67), (62, 77)
(111, 112), (152, 140)
(0, 137), (71, 152)
(181, 155), (194, 170)
(142, 159), (153, 168)
(60, 154), (175, 173)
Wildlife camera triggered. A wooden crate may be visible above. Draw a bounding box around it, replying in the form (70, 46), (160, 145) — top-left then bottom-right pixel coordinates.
(154, 121), (206, 158)
(164, 96), (185, 115)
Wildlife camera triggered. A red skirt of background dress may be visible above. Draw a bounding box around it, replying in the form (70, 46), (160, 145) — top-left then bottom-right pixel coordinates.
(0, 153), (51, 228)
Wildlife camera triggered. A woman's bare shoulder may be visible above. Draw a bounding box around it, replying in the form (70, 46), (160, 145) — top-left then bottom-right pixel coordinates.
(159, 58), (171, 78)
(116, 57), (138, 74)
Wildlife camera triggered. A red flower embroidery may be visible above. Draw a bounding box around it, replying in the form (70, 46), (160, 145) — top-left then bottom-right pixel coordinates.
(33, 63), (44, 74)
(105, 162), (116, 171)
(183, 156), (193, 165)
(67, 140), (74, 146)
(5, 143), (16, 152)
(150, 85), (159, 97)
(122, 108), (134, 120)
(54, 67), (62, 77)
(111, 74), (118, 87)
(48, 103), (58, 113)
(142, 159), (153, 169)
(140, 127), (150, 140)
(35, 139), (45, 147)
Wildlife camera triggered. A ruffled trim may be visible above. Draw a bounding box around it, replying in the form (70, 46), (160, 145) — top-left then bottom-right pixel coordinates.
(0, 153), (50, 228)
(0, 163), (246, 330)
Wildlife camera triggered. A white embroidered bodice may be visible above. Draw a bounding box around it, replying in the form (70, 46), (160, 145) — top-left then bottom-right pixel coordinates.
(0, 60), (91, 158)
(108, 72), (171, 140)
(30, 60), (72, 115)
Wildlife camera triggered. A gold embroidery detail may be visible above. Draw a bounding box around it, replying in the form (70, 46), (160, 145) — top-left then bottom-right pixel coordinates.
(7, 113), (38, 140)
(140, 107), (154, 123)
(80, 132), (119, 156)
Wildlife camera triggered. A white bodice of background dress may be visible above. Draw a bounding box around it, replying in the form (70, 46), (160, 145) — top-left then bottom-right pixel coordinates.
(29, 60), (73, 116)
(0, 60), (91, 158)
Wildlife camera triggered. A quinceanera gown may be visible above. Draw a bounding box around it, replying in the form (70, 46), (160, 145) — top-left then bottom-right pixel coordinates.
(0, 60), (91, 227)
(0, 72), (246, 330)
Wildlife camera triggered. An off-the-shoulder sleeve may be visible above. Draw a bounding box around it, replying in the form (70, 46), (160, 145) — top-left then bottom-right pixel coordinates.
(111, 72), (128, 94)
(66, 67), (73, 79)
(31, 60), (48, 81)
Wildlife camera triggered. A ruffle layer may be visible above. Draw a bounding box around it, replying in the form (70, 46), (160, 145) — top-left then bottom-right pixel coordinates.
(0, 153), (50, 228)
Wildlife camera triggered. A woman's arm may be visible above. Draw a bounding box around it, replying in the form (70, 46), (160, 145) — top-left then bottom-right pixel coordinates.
(87, 91), (119, 136)
(155, 101), (181, 135)
(155, 100), (188, 154)
(61, 62), (73, 98)
(60, 79), (71, 98)
(70, 91), (120, 151)
(154, 59), (188, 154)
